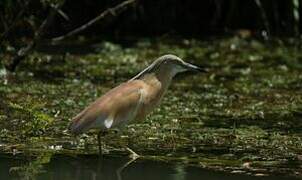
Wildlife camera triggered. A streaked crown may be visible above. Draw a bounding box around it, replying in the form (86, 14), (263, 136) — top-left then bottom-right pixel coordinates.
(131, 54), (204, 80)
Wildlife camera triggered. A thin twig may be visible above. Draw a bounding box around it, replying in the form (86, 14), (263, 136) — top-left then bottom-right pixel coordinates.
(0, 13), (8, 31)
(50, 3), (70, 21)
(0, 1), (29, 42)
(254, 0), (270, 35)
(292, 0), (300, 35)
(52, 0), (137, 42)
(5, 2), (64, 72)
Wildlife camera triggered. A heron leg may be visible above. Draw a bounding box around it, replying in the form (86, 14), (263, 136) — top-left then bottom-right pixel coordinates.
(97, 131), (110, 156)
(97, 131), (102, 156)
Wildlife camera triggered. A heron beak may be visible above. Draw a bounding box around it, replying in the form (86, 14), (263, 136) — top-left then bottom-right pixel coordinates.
(183, 62), (208, 73)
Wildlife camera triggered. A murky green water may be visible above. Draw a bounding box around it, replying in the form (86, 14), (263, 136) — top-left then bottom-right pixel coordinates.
(1, 154), (298, 180)
(0, 37), (302, 177)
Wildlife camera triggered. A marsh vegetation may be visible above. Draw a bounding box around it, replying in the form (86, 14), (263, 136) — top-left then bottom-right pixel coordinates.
(0, 37), (301, 178)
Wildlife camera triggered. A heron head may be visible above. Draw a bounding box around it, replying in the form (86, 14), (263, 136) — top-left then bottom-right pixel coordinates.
(154, 54), (207, 76)
(131, 54), (207, 81)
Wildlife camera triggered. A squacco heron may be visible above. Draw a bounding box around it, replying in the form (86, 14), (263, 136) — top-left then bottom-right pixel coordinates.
(69, 54), (207, 156)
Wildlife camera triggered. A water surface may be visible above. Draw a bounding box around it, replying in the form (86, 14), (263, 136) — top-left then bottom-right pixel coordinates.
(1, 154), (298, 180)
(1, 38), (302, 177)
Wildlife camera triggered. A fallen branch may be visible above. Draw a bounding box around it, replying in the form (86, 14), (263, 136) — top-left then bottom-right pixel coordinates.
(52, 0), (137, 42)
(4, 3), (62, 72)
(3, 0), (137, 72)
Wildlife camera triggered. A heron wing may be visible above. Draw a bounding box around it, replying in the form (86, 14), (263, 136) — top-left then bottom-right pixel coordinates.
(69, 80), (145, 135)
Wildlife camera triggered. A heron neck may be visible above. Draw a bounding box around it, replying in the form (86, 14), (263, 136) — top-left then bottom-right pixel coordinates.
(140, 69), (174, 89)
(156, 68), (174, 84)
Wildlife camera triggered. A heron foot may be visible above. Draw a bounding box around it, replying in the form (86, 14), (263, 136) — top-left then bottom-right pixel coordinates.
(125, 147), (140, 159)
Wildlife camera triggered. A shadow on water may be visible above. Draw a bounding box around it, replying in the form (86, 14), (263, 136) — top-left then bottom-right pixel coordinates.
(1, 153), (299, 180)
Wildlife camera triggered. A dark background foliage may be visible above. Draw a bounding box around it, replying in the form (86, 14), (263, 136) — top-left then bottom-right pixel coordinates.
(1, 0), (302, 39)
(43, 0), (302, 37)
(65, 0), (300, 36)
(1, 0), (301, 71)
